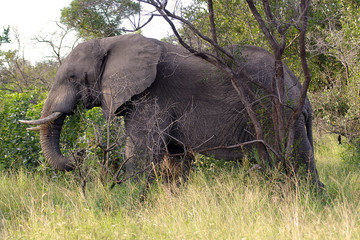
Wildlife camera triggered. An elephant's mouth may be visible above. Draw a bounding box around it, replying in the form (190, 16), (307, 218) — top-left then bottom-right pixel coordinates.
(83, 97), (98, 109)
(20, 111), (75, 171)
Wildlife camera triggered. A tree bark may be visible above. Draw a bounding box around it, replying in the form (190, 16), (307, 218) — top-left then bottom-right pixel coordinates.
(207, 0), (219, 57)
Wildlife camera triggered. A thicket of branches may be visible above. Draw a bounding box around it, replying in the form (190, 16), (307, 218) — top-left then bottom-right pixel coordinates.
(130, 0), (314, 176)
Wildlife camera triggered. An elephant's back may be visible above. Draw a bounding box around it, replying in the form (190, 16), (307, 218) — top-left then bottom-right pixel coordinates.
(234, 45), (303, 101)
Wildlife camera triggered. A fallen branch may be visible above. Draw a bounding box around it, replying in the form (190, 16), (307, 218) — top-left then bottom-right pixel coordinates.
(168, 139), (280, 161)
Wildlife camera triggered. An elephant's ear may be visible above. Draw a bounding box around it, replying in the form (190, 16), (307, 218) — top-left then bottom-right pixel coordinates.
(100, 34), (162, 116)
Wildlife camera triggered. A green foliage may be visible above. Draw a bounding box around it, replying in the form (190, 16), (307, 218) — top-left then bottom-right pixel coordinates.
(308, 0), (360, 141)
(308, 0), (360, 89)
(0, 89), (46, 170)
(182, 0), (266, 48)
(0, 87), (120, 172)
(59, 106), (125, 173)
(180, 0), (308, 75)
(193, 154), (239, 173)
(61, 0), (140, 39)
(341, 139), (360, 166)
(310, 85), (360, 141)
(308, 55), (345, 91)
(0, 26), (10, 44)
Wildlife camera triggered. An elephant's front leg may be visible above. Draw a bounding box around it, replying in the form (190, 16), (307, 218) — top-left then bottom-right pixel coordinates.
(123, 101), (173, 175)
(124, 135), (138, 174)
(124, 133), (166, 175)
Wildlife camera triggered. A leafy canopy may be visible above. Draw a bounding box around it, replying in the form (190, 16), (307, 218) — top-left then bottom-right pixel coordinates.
(60, 0), (140, 39)
(0, 26), (10, 44)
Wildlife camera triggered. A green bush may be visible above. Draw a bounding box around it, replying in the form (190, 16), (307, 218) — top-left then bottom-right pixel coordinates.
(341, 138), (360, 166)
(58, 105), (125, 173)
(0, 89), (46, 170)
(0, 89), (111, 171)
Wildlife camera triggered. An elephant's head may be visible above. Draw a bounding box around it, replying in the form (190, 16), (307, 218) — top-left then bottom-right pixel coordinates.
(20, 34), (162, 170)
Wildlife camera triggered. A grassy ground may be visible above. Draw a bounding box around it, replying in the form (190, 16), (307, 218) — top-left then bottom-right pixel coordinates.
(1, 135), (360, 239)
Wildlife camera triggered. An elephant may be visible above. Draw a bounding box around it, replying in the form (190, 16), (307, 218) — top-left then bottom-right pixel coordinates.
(20, 34), (322, 187)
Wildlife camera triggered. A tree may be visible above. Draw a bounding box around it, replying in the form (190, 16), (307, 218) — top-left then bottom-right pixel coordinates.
(0, 31), (58, 92)
(244, 0), (314, 166)
(34, 22), (80, 65)
(307, 0), (360, 142)
(0, 50), (57, 92)
(181, 0), (266, 48)
(60, 0), (140, 39)
(138, 0), (318, 180)
(0, 26), (10, 45)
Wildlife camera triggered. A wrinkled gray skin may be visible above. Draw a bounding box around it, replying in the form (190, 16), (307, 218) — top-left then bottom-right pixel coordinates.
(35, 34), (321, 186)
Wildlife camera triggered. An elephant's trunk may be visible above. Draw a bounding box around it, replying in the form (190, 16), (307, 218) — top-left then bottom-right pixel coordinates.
(39, 105), (75, 171)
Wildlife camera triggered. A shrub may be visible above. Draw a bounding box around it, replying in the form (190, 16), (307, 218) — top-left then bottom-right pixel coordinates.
(0, 89), (46, 170)
(341, 138), (360, 167)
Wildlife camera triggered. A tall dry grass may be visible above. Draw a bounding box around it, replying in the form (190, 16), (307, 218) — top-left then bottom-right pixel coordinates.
(1, 134), (359, 239)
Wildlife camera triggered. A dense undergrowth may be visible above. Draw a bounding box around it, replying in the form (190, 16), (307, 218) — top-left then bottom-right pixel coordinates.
(0, 134), (360, 239)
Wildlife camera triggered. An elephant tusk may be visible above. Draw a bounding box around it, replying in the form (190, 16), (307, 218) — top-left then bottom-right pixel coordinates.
(19, 112), (63, 125)
(26, 126), (42, 131)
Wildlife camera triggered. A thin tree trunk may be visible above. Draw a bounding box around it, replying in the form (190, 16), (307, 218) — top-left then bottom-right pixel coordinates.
(285, 0), (312, 162)
(207, 0), (219, 57)
(246, 0), (286, 157)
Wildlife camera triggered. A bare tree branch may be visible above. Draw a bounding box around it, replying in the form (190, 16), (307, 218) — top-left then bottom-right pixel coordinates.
(246, 0), (280, 52)
(207, 0), (219, 57)
(123, 14), (155, 33)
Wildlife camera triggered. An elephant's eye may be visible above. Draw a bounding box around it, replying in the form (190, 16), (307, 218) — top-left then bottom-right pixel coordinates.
(69, 75), (76, 82)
